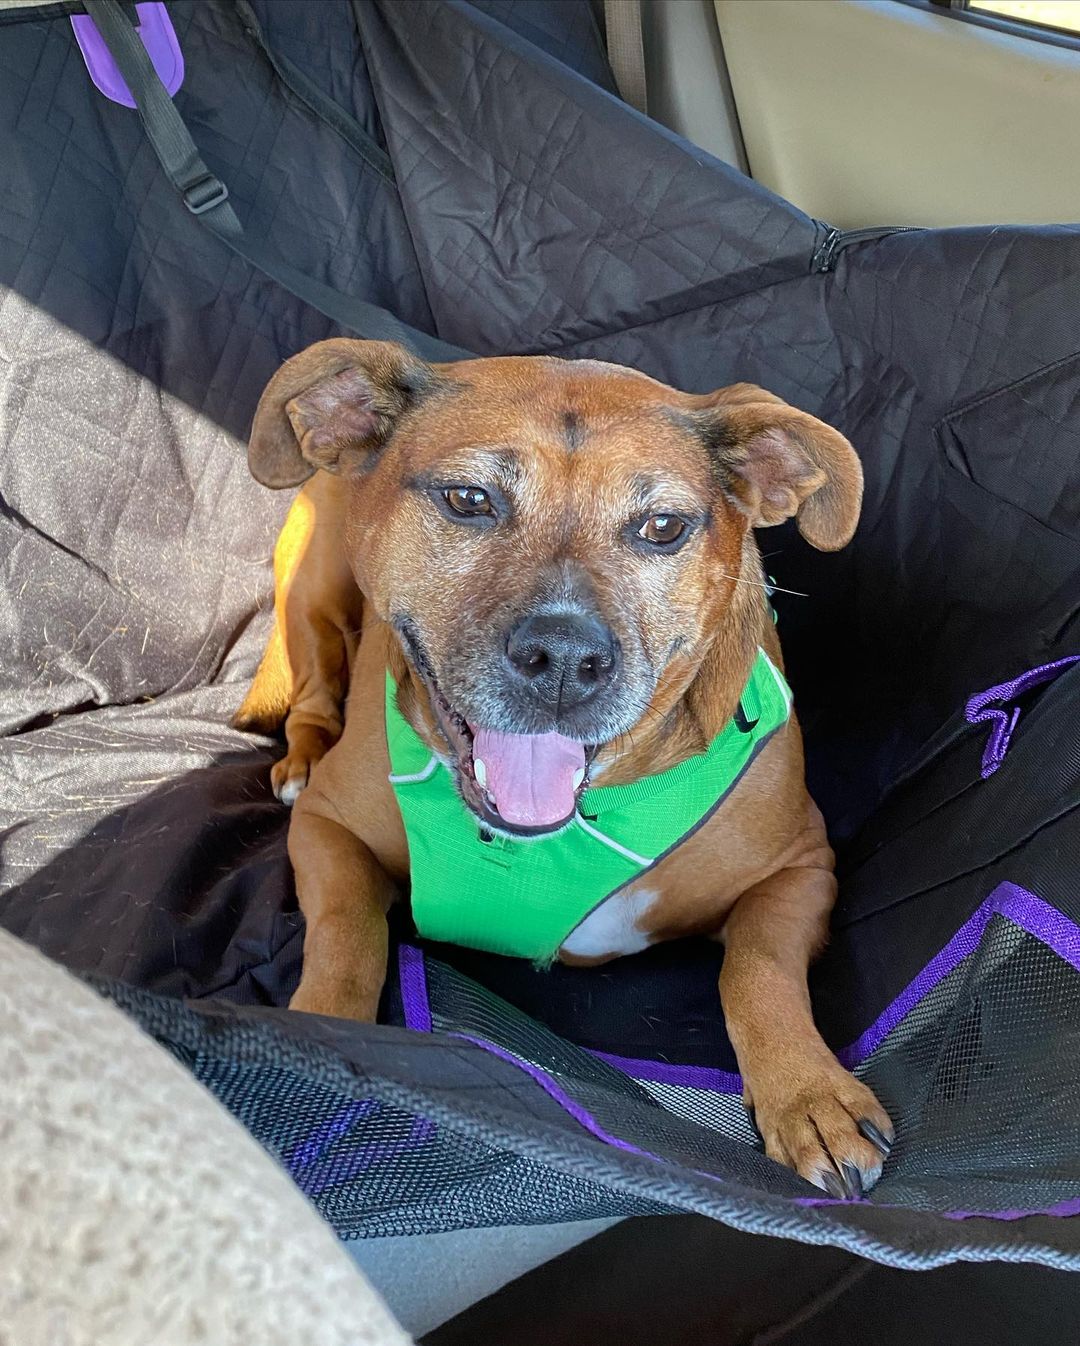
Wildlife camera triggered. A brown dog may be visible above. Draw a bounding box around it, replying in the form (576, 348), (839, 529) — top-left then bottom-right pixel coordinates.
(236, 339), (894, 1196)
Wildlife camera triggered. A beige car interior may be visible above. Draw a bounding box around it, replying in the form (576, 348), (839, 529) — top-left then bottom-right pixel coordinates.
(608, 0), (1080, 227)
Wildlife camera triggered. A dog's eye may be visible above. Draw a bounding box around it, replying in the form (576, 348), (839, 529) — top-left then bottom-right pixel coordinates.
(638, 514), (686, 546)
(444, 486), (494, 517)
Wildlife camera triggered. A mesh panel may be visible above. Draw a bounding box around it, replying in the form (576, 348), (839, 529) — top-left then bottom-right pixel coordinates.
(100, 980), (670, 1239)
(634, 1082), (756, 1139)
(92, 913), (1080, 1270)
(420, 912), (1080, 1218)
(868, 923), (1080, 1214)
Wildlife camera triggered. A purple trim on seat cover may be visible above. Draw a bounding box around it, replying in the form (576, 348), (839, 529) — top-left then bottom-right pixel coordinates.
(965, 655), (1079, 779)
(590, 1050), (743, 1094)
(292, 1115), (438, 1199)
(287, 1094), (437, 1197)
(399, 941), (433, 1033)
(450, 1032), (660, 1162)
(287, 1098), (379, 1173)
(72, 3), (184, 109)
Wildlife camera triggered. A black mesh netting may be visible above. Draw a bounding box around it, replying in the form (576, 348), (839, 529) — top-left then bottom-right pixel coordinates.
(92, 885), (1080, 1268)
(97, 977), (675, 1239)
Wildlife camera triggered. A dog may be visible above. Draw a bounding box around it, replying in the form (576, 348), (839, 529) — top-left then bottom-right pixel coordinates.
(236, 338), (894, 1196)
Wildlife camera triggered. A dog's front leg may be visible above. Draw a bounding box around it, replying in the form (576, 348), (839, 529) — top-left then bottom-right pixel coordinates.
(719, 862), (894, 1196)
(287, 794), (397, 1022)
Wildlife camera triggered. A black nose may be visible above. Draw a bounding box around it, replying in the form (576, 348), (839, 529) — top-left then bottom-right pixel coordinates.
(506, 611), (617, 711)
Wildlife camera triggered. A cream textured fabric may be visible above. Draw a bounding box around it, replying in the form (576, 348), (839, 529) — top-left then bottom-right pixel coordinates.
(603, 0), (647, 114)
(0, 929), (411, 1346)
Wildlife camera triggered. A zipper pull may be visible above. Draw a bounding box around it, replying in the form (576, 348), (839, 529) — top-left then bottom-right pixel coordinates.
(812, 226), (844, 274)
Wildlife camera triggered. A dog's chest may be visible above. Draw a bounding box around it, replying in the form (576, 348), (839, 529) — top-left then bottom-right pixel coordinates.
(558, 886), (661, 959)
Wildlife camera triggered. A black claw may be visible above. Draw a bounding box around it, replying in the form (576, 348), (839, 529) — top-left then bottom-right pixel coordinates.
(858, 1118), (894, 1158)
(746, 1105), (762, 1142)
(820, 1169), (847, 1200)
(841, 1162), (864, 1198)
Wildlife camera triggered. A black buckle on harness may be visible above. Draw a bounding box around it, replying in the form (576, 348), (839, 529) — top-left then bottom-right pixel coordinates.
(183, 174), (229, 216)
(733, 698), (759, 734)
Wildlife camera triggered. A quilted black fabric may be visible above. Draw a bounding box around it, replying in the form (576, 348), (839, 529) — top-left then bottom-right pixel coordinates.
(1, 0), (1078, 1267)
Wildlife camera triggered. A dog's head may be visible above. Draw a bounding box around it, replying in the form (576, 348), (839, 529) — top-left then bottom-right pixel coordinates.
(250, 340), (861, 835)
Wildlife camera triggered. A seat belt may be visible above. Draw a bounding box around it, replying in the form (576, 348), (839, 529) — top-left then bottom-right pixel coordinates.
(82, 0), (470, 365)
(603, 0), (647, 115)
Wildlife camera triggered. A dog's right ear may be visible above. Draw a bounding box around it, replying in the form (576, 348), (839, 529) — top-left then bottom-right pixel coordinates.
(248, 339), (439, 488)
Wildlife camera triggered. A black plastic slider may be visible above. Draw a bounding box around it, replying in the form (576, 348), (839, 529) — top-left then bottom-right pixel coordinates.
(183, 173), (229, 215)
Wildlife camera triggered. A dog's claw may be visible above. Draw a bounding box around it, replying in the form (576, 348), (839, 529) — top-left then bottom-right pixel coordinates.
(858, 1118), (894, 1158)
(841, 1162), (864, 1198)
(818, 1168), (847, 1200)
(277, 776), (306, 806)
(813, 1160), (864, 1201)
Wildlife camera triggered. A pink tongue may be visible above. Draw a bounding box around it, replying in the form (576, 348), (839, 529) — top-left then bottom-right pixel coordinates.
(472, 728), (586, 828)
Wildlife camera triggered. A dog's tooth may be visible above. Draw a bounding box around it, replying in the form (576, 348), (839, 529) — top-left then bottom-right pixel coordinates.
(474, 758), (487, 787)
(572, 767), (585, 790)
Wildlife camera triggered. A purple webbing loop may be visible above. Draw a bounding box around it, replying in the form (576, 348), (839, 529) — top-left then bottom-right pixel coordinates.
(965, 655), (1079, 779)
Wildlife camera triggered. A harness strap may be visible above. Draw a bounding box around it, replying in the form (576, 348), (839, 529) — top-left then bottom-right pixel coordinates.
(82, 0), (469, 365)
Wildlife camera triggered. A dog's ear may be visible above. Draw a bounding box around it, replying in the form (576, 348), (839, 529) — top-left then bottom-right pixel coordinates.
(691, 384), (863, 551)
(248, 339), (438, 488)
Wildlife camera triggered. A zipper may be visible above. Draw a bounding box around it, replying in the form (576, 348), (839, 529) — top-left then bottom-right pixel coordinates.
(236, 0), (396, 185)
(811, 224), (924, 274)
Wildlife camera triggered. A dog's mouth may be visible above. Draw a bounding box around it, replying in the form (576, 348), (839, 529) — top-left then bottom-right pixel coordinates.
(398, 629), (595, 836)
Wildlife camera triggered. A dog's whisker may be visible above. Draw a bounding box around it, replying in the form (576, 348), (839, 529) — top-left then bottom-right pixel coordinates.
(718, 571), (808, 599)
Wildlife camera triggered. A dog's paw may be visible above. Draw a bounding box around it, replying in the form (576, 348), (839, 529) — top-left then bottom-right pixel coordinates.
(271, 751), (314, 806)
(270, 722), (339, 805)
(748, 1063), (893, 1198)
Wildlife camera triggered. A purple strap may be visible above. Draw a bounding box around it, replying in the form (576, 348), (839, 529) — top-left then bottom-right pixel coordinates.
(965, 656), (1079, 779)
(399, 942), (433, 1033)
(72, 2), (184, 109)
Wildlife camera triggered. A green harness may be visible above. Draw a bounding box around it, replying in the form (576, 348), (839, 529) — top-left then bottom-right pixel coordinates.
(386, 648), (792, 962)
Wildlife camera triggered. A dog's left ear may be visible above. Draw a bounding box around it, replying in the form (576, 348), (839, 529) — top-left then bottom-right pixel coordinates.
(691, 384), (863, 551)
(247, 339), (439, 488)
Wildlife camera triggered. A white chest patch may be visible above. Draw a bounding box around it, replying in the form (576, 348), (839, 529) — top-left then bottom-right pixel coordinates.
(560, 887), (660, 959)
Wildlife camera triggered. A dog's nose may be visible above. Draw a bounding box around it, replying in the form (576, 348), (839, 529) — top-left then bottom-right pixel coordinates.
(506, 612), (617, 710)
